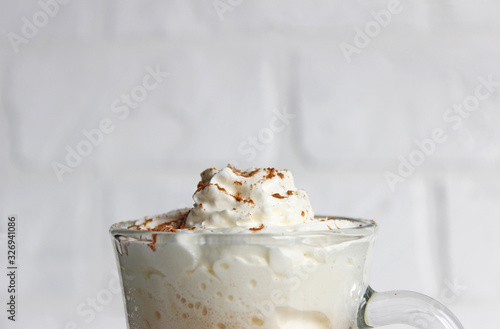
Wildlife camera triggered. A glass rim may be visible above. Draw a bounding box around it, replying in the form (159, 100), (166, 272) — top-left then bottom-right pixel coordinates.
(109, 216), (377, 238)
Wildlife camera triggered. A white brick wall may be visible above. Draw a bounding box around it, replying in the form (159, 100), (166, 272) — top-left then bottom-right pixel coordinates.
(1, 1), (499, 328)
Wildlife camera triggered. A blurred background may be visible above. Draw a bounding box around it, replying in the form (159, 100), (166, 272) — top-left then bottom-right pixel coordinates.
(1, 1), (499, 328)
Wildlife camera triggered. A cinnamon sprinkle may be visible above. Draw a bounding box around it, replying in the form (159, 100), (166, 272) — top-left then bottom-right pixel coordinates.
(318, 217), (336, 222)
(196, 180), (208, 193)
(301, 211), (305, 217)
(277, 172), (284, 179)
(148, 234), (158, 251)
(128, 218), (153, 230)
(249, 224), (265, 231)
(316, 217), (342, 229)
(272, 193), (286, 199)
(233, 192), (243, 202)
(154, 222), (178, 232)
(243, 198), (255, 205)
(263, 168), (276, 180)
(213, 183), (228, 193)
(127, 211), (190, 233)
(212, 183), (255, 205)
(287, 190), (294, 195)
(227, 164), (259, 178)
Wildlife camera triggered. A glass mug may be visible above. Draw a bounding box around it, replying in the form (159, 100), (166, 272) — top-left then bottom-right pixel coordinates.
(110, 217), (464, 329)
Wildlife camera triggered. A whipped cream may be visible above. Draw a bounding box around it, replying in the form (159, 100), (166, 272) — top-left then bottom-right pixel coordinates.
(186, 166), (314, 229)
(129, 165), (358, 233)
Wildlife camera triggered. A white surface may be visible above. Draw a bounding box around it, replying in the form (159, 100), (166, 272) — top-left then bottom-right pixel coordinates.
(1, 1), (499, 328)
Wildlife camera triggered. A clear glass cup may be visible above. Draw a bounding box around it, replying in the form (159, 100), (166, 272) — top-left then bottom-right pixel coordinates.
(110, 216), (464, 329)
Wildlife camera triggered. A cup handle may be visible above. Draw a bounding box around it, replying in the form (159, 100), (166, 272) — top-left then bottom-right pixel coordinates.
(358, 286), (464, 329)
